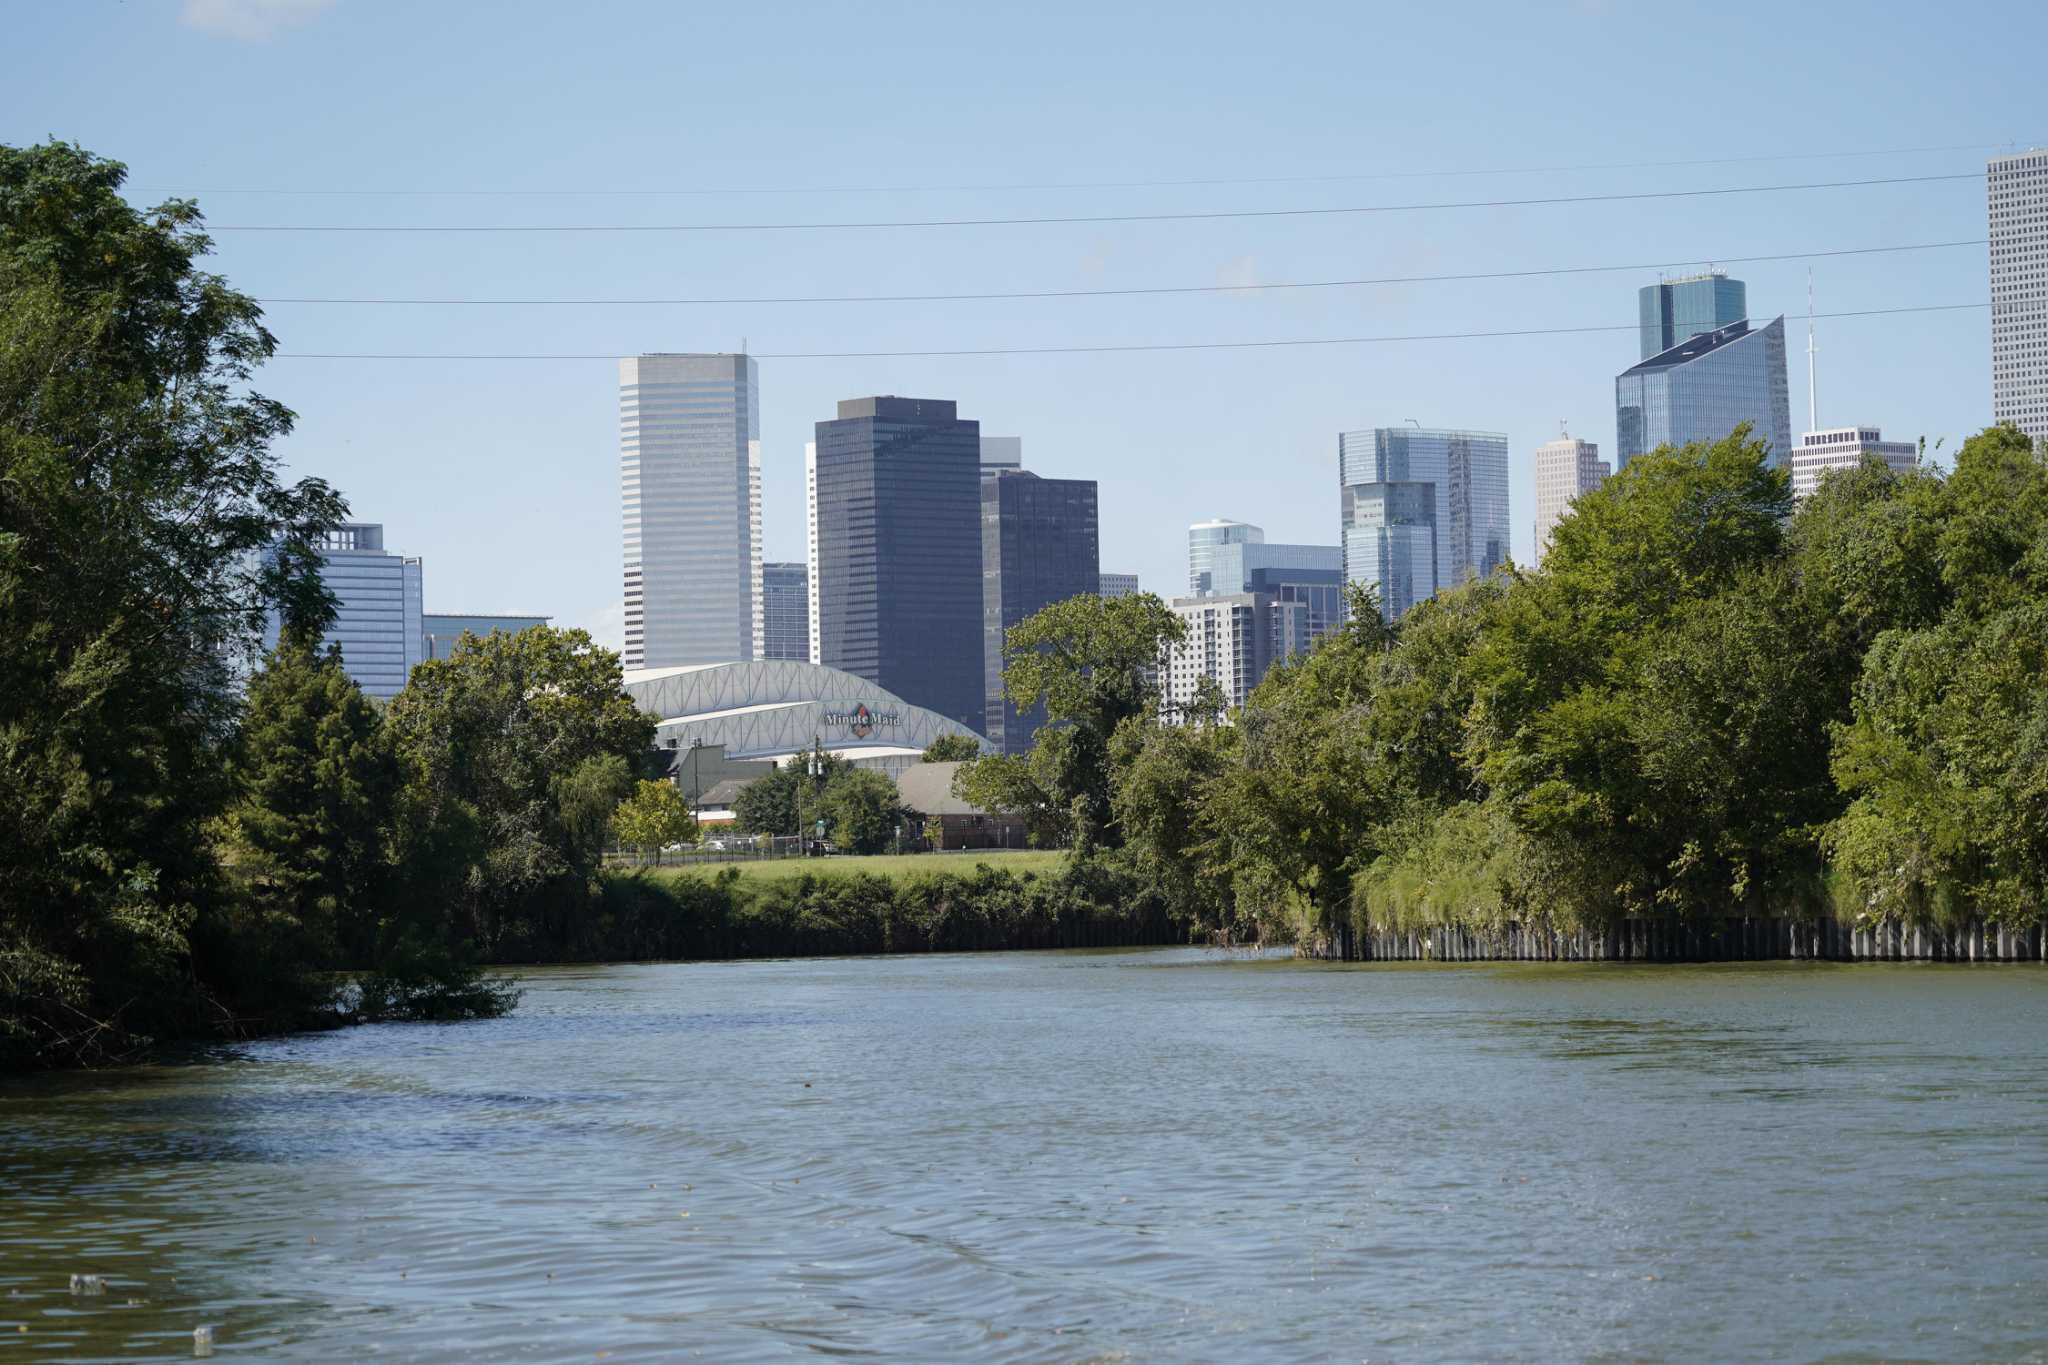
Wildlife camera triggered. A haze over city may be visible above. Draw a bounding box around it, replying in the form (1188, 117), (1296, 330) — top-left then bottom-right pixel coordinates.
(9, 0), (2039, 643)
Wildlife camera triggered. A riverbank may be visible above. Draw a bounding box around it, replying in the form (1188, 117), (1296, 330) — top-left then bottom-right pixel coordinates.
(1312, 915), (2048, 962)
(567, 860), (1177, 965)
(629, 849), (1064, 884)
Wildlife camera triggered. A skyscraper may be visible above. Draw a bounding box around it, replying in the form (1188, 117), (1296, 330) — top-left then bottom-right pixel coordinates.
(1991, 149), (2048, 443)
(1162, 592), (1311, 713)
(422, 613), (549, 660)
(1790, 426), (1918, 500)
(1187, 518), (1262, 595)
(1531, 432), (1610, 563)
(1639, 272), (1747, 360)
(619, 353), (761, 669)
(982, 465), (1100, 753)
(1099, 572), (1140, 598)
(804, 440), (821, 664)
(812, 396), (986, 733)
(1614, 318), (1793, 468)
(1199, 539), (1347, 640)
(1338, 428), (1510, 618)
(264, 523), (422, 700)
(761, 562), (810, 661)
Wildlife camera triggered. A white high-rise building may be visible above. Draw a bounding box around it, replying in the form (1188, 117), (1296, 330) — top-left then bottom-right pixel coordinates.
(1187, 518), (1262, 596)
(1991, 149), (2048, 444)
(619, 353), (761, 670)
(1161, 592), (1310, 714)
(263, 523), (422, 700)
(1531, 432), (1610, 563)
(1790, 426), (1918, 500)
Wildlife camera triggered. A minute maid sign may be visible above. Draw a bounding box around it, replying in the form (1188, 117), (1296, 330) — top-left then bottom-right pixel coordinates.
(820, 702), (903, 740)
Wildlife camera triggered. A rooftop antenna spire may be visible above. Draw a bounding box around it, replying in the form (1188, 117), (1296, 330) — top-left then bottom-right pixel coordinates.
(1805, 268), (1818, 431)
(1559, 418), (1569, 440)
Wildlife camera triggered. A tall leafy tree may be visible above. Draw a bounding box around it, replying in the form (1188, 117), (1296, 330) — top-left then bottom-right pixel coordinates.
(220, 634), (398, 970)
(991, 592), (1185, 852)
(733, 746), (844, 838)
(0, 142), (342, 1065)
(821, 768), (907, 854)
(385, 626), (652, 957)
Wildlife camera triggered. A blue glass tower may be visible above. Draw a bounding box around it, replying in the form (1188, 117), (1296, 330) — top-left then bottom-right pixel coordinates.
(1615, 317), (1793, 469)
(1338, 428), (1509, 619)
(1639, 273), (1747, 360)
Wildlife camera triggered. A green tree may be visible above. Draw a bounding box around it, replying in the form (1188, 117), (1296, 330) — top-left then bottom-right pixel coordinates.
(219, 634), (398, 971)
(385, 626), (652, 957)
(1106, 696), (1236, 933)
(0, 142), (343, 1066)
(920, 734), (983, 762)
(732, 746), (843, 837)
(995, 591), (1185, 852)
(821, 768), (907, 854)
(951, 751), (1070, 848)
(610, 779), (698, 863)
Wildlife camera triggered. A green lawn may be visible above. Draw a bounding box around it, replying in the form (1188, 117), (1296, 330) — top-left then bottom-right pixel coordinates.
(636, 849), (1066, 884)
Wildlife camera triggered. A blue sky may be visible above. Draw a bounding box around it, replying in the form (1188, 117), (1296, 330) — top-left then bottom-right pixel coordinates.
(8, 0), (2043, 643)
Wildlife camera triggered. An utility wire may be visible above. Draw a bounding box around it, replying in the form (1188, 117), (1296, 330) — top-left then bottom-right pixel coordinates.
(254, 238), (1986, 306)
(212, 172), (1984, 234)
(139, 139), (2023, 198)
(271, 301), (1988, 361)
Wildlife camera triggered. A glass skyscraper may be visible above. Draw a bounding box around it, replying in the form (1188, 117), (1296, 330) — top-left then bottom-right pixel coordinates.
(1614, 318), (1793, 468)
(263, 523), (422, 700)
(1187, 519), (1262, 595)
(619, 353), (762, 670)
(1338, 428), (1509, 619)
(760, 562), (810, 661)
(1200, 538), (1347, 641)
(812, 396), (986, 734)
(1639, 272), (1747, 361)
(982, 468), (1100, 754)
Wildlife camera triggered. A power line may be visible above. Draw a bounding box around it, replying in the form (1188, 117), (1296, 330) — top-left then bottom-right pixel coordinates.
(253, 238), (1986, 307)
(269, 301), (1988, 361)
(136, 139), (2022, 199)
(211, 172), (1983, 234)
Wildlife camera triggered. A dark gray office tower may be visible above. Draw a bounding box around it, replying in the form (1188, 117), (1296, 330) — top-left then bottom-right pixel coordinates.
(1638, 272), (1747, 360)
(983, 468), (1100, 754)
(812, 397), (985, 733)
(760, 562), (809, 661)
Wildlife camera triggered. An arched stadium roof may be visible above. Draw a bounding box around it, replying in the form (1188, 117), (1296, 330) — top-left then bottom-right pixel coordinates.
(622, 659), (988, 763)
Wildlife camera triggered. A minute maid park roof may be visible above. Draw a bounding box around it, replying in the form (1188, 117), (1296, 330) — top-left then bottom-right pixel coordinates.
(621, 659), (989, 763)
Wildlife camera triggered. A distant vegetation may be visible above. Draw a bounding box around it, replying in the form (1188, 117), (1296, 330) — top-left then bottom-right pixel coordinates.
(960, 422), (2048, 954)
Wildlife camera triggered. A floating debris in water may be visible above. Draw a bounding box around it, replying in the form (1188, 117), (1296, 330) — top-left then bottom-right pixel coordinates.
(69, 1274), (104, 1295)
(193, 1324), (215, 1356)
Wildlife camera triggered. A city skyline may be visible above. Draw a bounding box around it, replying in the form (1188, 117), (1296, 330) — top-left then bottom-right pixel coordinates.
(13, 5), (2035, 646)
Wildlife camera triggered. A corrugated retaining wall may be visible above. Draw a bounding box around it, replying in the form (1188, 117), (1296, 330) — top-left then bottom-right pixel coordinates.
(1310, 918), (2048, 963)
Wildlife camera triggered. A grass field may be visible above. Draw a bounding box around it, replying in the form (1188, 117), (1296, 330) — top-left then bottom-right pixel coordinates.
(638, 850), (1066, 884)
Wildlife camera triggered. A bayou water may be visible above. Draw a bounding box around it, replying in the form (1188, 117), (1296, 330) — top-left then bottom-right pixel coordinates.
(3, 950), (2045, 1361)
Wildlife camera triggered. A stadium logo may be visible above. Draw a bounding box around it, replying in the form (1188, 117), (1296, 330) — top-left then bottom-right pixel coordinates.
(822, 703), (900, 738)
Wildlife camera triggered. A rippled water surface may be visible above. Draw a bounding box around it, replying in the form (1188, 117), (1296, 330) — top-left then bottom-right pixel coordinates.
(4, 951), (2047, 1361)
